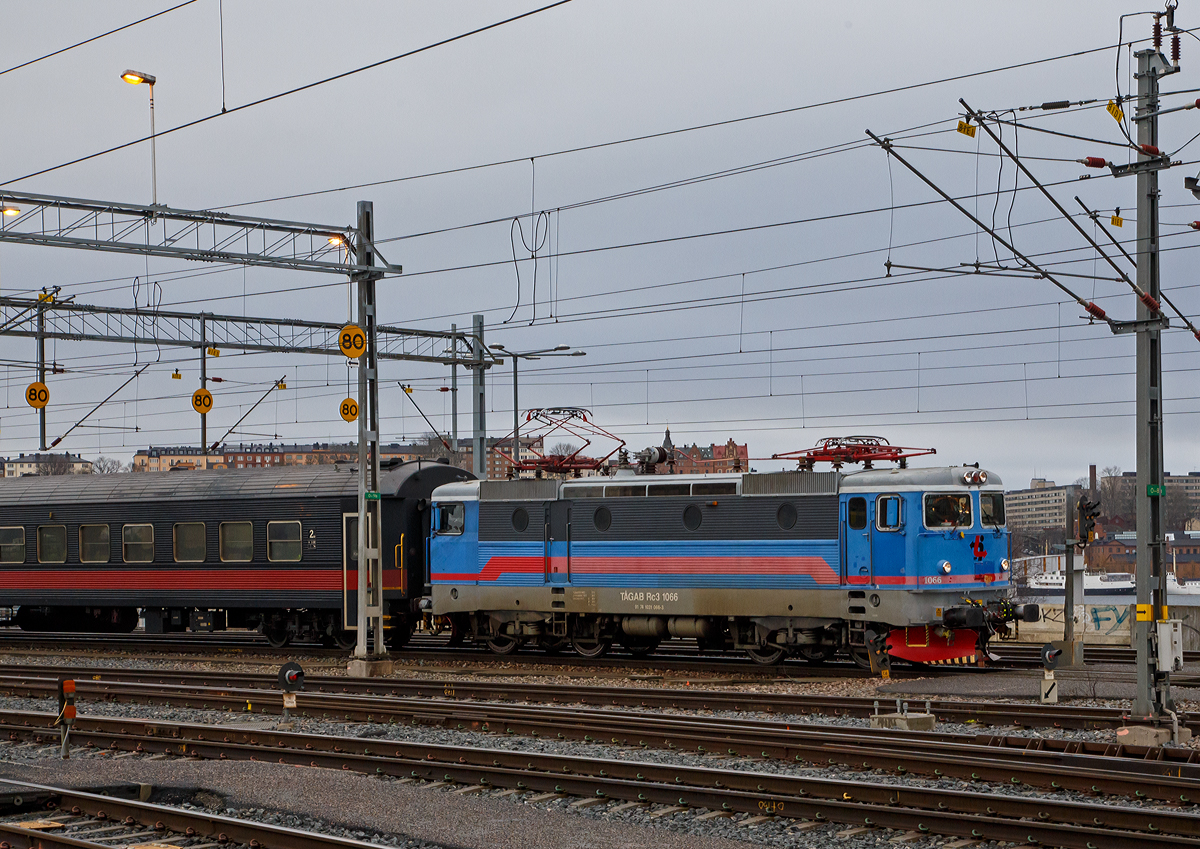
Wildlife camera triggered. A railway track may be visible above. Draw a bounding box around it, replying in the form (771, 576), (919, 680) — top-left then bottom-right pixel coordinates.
(0, 778), (388, 849)
(1, 628), (1191, 675)
(0, 708), (1196, 848)
(0, 663), (1193, 731)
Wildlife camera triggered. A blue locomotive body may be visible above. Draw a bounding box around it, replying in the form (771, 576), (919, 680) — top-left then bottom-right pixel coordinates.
(427, 466), (1033, 664)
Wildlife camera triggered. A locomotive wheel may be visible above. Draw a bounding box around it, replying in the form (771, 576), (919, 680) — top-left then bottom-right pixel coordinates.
(571, 636), (610, 658)
(264, 625), (291, 648)
(745, 645), (786, 665)
(619, 636), (660, 657)
(798, 646), (832, 665)
(486, 634), (522, 655)
(848, 646), (873, 669)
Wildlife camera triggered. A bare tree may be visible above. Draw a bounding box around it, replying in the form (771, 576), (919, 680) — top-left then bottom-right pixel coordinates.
(1165, 485), (1195, 532)
(35, 455), (73, 475)
(91, 456), (127, 474)
(549, 442), (578, 457)
(1099, 466), (1135, 524)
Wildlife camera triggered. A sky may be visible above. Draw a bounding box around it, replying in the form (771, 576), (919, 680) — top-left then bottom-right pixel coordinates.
(2, 0), (1200, 489)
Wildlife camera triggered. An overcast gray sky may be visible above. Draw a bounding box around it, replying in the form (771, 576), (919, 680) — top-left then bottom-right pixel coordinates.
(2, 1), (1199, 488)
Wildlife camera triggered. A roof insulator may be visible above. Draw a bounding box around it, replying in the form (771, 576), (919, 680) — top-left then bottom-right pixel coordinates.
(1084, 302), (1108, 321)
(1079, 157), (1108, 168)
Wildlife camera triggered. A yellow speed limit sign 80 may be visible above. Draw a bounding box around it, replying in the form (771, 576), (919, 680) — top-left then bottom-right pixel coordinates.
(340, 398), (359, 422)
(339, 324), (366, 358)
(25, 382), (48, 409)
(192, 387), (213, 415)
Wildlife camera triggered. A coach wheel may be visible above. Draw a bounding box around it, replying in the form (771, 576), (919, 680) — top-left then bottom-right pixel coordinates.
(333, 629), (356, 651)
(798, 645), (832, 665)
(264, 625), (291, 649)
(745, 645), (786, 665)
(387, 626), (413, 650)
(486, 634), (522, 655)
(619, 636), (660, 658)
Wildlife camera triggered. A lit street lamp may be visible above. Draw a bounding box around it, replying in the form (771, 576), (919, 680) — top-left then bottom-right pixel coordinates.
(121, 69), (157, 206)
(492, 343), (585, 476)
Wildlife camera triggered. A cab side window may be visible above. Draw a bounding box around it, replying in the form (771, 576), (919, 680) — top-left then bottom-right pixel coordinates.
(437, 503), (464, 535)
(876, 495), (902, 531)
(847, 497), (867, 530)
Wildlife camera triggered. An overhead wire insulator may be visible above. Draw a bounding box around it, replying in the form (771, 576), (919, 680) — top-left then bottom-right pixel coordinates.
(1140, 292), (1162, 313)
(1172, 33), (1181, 66)
(1154, 17), (1163, 50)
(1190, 221), (1200, 230)
(1079, 157), (1108, 168)
(1084, 302), (1108, 321)
(1040, 101), (1071, 110)
(1140, 144), (1163, 157)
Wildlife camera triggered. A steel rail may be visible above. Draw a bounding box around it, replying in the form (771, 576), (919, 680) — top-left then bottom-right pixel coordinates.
(0, 677), (1198, 799)
(0, 714), (1196, 848)
(0, 665), (1191, 732)
(0, 778), (388, 849)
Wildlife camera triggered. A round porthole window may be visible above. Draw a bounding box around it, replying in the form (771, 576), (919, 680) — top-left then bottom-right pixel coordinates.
(593, 506), (612, 532)
(511, 507), (529, 533)
(776, 502), (797, 530)
(683, 504), (703, 531)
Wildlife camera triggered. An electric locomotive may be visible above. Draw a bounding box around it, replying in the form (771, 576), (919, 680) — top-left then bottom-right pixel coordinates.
(0, 460), (470, 646)
(427, 465), (1037, 664)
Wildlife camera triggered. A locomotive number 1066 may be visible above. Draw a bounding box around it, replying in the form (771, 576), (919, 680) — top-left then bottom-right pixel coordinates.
(620, 591), (679, 602)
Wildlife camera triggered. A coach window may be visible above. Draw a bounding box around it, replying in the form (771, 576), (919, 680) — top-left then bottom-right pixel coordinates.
(79, 525), (110, 563)
(37, 525), (67, 564)
(174, 522), (206, 563)
(924, 493), (972, 529)
(0, 527), (25, 563)
(437, 503), (464, 535)
(876, 495), (902, 531)
(122, 524), (154, 563)
(847, 497), (867, 530)
(220, 522), (253, 562)
(267, 521), (302, 561)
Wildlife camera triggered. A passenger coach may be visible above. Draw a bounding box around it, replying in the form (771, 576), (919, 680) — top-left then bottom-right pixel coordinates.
(0, 460), (470, 646)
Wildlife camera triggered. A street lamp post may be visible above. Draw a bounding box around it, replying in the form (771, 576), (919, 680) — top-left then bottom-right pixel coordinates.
(120, 69), (157, 206)
(492, 343), (585, 477)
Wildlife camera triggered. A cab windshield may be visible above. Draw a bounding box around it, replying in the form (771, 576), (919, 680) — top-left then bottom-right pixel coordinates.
(980, 492), (1005, 527)
(924, 493), (972, 529)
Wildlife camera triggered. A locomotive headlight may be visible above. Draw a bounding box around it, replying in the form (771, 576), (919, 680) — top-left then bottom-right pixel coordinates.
(961, 470), (973, 484)
(1000, 559), (1010, 572)
(939, 560), (952, 574)
(975, 470), (988, 485)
